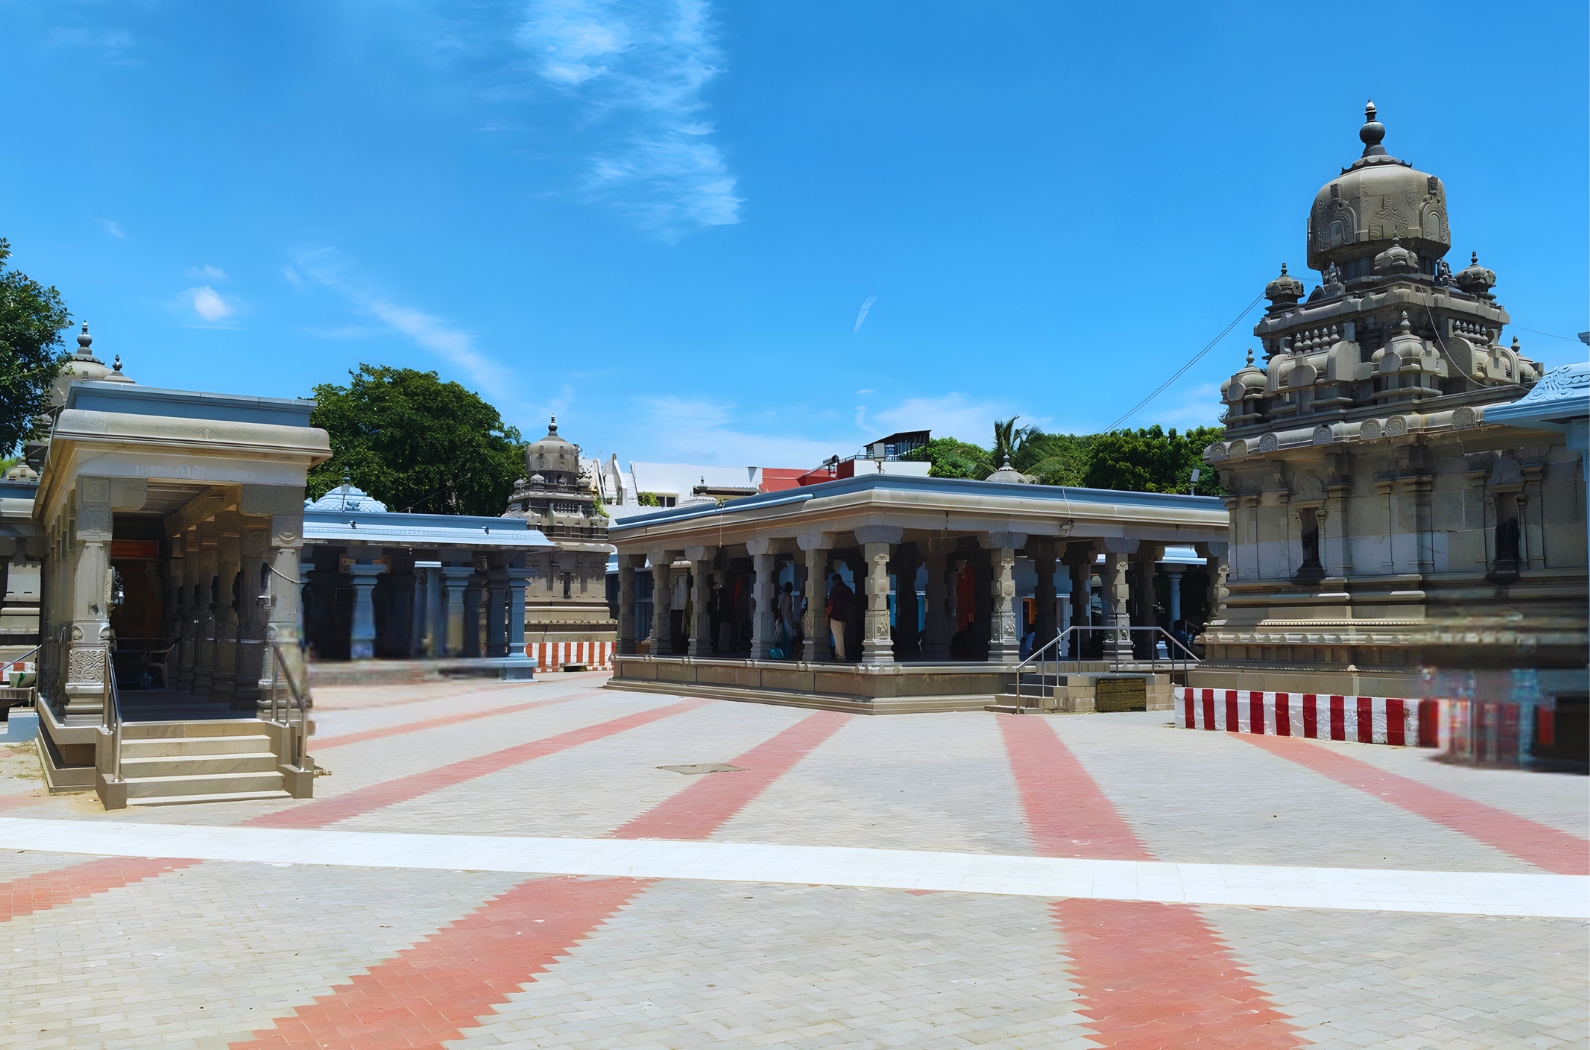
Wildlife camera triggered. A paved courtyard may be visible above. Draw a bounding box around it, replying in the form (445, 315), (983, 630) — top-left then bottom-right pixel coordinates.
(0, 672), (1585, 1049)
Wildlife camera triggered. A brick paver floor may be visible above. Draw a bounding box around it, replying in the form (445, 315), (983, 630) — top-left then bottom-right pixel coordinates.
(0, 675), (1584, 1049)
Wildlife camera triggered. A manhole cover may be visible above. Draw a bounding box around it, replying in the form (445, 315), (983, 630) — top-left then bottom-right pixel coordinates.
(658, 763), (746, 775)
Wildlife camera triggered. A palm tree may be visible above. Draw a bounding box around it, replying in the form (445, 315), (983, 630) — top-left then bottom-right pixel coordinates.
(991, 416), (1029, 469)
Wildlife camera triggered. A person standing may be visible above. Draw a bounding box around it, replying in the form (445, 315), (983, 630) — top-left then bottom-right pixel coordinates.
(825, 572), (853, 661)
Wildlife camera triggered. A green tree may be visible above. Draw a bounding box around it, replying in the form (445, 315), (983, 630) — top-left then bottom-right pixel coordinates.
(1082, 425), (1224, 495)
(308, 364), (526, 516)
(903, 436), (992, 479)
(0, 240), (71, 454)
(1014, 429), (1095, 486)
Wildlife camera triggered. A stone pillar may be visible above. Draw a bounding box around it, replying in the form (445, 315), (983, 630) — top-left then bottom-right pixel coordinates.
(1101, 539), (1137, 661)
(424, 564), (445, 656)
(486, 563), (509, 657)
(797, 534), (831, 662)
(64, 476), (115, 721)
(1324, 483), (1352, 578)
(647, 551), (673, 655)
(457, 569), (480, 652)
(439, 566), (471, 657)
(685, 546), (715, 658)
(349, 562), (385, 660)
(616, 555), (639, 655)
(210, 513), (242, 703)
(409, 565), (429, 658)
(506, 562), (530, 659)
(1030, 539), (1057, 653)
(1133, 548), (1157, 657)
(1062, 543), (1093, 658)
(1203, 542), (1229, 623)
(175, 528), (198, 690)
(191, 521), (220, 694)
(922, 538), (954, 659)
(257, 513), (306, 713)
(979, 531), (1026, 663)
(233, 519), (269, 710)
(892, 542), (921, 658)
(747, 539), (777, 660)
(854, 526), (902, 665)
(1166, 566), (1185, 624)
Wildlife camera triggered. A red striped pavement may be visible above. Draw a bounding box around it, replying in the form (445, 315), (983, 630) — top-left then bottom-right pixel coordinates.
(1, 856), (201, 922)
(1242, 733), (1590, 875)
(232, 703), (848, 1047)
(1054, 898), (1303, 1049)
(229, 875), (648, 1050)
(997, 717), (1302, 1049)
(0, 697), (710, 925)
(310, 691), (593, 750)
(246, 696), (713, 829)
(0, 794), (44, 814)
(613, 710), (850, 840)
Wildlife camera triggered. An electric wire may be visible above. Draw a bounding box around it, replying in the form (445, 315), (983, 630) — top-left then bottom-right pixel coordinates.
(1105, 292), (1266, 432)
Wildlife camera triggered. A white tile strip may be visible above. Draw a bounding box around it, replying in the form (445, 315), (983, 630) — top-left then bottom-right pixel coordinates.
(0, 817), (1583, 919)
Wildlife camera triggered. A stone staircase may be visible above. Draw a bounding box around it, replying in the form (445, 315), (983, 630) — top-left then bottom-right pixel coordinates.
(116, 719), (291, 807)
(986, 672), (1178, 714)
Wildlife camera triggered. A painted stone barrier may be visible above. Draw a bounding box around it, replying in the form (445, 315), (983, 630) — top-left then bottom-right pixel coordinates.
(1177, 687), (1439, 747)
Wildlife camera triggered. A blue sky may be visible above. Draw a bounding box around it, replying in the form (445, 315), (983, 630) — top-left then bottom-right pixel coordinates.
(2, 1), (1585, 468)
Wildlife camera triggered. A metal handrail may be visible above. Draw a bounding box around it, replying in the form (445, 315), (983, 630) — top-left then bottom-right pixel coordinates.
(1008, 625), (1202, 713)
(263, 641), (309, 768)
(4, 644), (41, 664)
(103, 647), (123, 782)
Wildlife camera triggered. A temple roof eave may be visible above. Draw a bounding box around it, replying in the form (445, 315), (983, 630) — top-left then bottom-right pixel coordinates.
(1254, 284), (1511, 340)
(607, 476), (1228, 551)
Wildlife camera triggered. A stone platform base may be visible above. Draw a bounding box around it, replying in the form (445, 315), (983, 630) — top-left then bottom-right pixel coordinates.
(309, 658), (534, 687)
(609, 655), (1016, 714)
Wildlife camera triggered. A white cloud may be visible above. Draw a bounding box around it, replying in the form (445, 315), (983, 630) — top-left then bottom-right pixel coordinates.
(185, 285), (235, 323)
(517, 0), (741, 237)
(48, 27), (136, 63)
(294, 247), (509, 390)
(96, 219), (124, 238)
(282, 265), (302, 286)
(854, 295), (876, 334)
(186, 264), (227, 280)
(867, 393), (1029, 445)
(1142, 381), (1226, 431)
(630, 395), (837, 467)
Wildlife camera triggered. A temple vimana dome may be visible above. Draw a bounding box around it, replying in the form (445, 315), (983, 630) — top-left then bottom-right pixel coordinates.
(1199, 102), (1582, 700)
(503, 416), (616, 660)
(1222, 100), (1539, 432)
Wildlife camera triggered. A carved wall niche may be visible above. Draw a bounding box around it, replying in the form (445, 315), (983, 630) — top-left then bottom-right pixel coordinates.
(1485, 454), (1526, 583)
(1288, 474), (1327, 583)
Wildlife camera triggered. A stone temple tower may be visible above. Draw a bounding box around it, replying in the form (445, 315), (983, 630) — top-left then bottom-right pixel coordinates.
(1197, 103), (1586, 700)
(503, 417), (616, 659)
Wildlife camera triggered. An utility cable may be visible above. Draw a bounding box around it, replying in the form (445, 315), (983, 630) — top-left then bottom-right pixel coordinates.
(1106, 292), (1266, 432)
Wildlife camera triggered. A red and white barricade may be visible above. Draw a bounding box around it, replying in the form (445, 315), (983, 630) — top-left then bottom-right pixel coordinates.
(1177, 688), (1439, 747)
(525, 641), (613, 671)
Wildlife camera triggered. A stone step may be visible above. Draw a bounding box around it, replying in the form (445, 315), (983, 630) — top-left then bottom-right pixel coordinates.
(124, 770), (285, 799)
(122, 734), (274, 758)
(127, 789), (292, 808)
(121, 752), (279, 779)
(121, 718), (270, 740)
(985, 694), (1041, 714)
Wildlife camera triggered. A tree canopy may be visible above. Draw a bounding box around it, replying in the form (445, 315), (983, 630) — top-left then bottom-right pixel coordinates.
(0, 240), (71, 455)
(906, 417), (1224, 495)
(308, 364), (526, 516)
